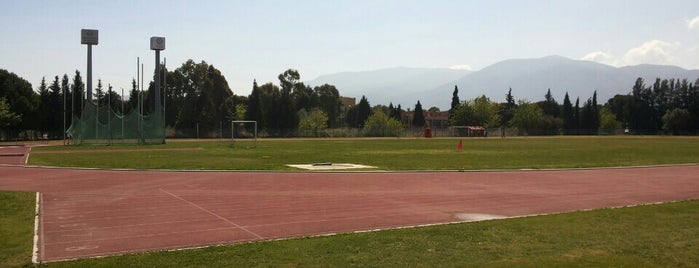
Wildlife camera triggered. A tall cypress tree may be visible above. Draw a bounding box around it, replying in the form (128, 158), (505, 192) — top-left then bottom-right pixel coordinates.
(574, 97), (580, 134)
(561, 92), (574, 134)
(61, 74), (72, 127)
(356, 96), (371, 128)
(412, 100), (426, 128)
(448, 85), (460, 123)
(71, 70), (85, 118)
(591, 90), (599, 134)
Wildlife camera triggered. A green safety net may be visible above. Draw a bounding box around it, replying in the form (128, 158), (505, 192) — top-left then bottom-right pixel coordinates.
(66, 101), (165, 145)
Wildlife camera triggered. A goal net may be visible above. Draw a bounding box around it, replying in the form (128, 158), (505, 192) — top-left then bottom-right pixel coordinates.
(231, 120), (257, 147)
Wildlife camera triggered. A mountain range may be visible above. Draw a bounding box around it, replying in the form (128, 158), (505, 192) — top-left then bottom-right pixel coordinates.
(305, 55), (699, 110)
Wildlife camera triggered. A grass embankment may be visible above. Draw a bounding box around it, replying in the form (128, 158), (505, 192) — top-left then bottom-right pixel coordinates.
(27, 199), (699, 267)
(29, 136), (699, 170)
(0, 192), (35, 268)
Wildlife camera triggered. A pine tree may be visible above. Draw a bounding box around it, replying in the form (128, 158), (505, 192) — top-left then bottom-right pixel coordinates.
(71, 70), (85, 117)
(540, 89), (560, 117)
(356, 96), (371, 128)
(127, 79), (139, 114)
(48, 76), (62, 136)
(591, 90), (599, 134)
(574, 97), (580, 134)
(412, 100), (426, 128)
(448, 85), (460, 123)
(61, 74), (72, 127)
(561, 92), (574, 134)
(246, 80), (263, 127)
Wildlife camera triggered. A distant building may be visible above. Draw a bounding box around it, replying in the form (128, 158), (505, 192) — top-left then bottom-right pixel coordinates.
(339, 97), (356, 108)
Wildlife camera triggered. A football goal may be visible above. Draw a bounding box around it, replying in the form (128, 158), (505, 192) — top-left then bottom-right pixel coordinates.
(231, 120), (257, 147)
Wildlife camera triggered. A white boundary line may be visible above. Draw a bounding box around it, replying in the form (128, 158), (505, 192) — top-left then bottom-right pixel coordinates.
(159, 188), (263, 239)
(32, 192), (40, 263)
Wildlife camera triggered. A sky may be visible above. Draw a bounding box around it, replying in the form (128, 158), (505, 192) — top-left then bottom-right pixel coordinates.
(2, 0), (699, 97)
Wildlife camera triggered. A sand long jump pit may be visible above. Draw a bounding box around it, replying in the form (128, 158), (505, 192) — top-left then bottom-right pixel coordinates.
(1, 165), (698, 262)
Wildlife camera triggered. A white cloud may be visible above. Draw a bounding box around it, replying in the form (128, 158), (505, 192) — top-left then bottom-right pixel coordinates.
(580, 51), (615, 65)
(687, 16), (699, 29)
(618, 40), (680, 66)
(582, 40), (686, 67)
(450, 64), (472, 71)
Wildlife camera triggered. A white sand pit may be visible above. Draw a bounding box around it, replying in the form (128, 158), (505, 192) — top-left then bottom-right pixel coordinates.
(287, 163), (377, 170)
(454, 213), (508, 222)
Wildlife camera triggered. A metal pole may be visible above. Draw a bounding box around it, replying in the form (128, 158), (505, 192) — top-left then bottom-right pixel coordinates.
(63, 80), (66, 145)
(163, 57), (167, 144)
(121, 87), (124, 141)
(141, 63), (144, 144)
(95, 80), (99, 141)
(87, 45), (93, 101)
(155, 50), (161, 113)
(107, 83), (111, 145)
(137, 57), (140, 144)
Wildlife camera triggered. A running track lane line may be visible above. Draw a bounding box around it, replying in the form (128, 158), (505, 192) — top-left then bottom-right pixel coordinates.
(158, 188), (263, 239)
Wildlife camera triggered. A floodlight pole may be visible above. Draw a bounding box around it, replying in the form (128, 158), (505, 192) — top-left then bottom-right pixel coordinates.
(87, 44), (93, 101)
(63, 80), (66, 145)
(150, 36), (165, 144)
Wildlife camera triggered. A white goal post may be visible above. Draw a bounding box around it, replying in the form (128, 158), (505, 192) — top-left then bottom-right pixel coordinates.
(231, 120), (257, 146)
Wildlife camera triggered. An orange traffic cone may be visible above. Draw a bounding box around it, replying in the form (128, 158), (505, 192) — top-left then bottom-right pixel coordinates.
(457, 139), (463, 151)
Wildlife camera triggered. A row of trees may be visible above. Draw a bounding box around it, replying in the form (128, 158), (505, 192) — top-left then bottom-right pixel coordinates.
(3, 61), (699, 140)
(448, 86), (604, 136)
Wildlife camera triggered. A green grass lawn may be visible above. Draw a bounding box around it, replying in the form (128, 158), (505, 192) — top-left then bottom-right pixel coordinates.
(0, 192), (35, 268)
(29, 136), (699, 170)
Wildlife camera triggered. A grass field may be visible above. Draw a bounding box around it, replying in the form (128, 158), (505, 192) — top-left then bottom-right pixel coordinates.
(0, 192), (35, 268)
(28, 136), (699, 170)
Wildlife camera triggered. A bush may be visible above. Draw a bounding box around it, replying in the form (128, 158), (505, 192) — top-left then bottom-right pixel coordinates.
(363, 110), (403, 137)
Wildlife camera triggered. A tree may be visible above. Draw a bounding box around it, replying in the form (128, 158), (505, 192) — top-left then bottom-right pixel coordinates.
(574, 97), (580, 134)
(347, 95), (371, 128)
(37, 77), (50, 131)
(314, 84), (341, 128)
(538, 88), (560, 117)
(662, 108), (691, 135)
(0, 69), (38, 131)
(599, 107), (621, 134)
(499, 88), (516, 126)
(450, 96), (500, 128)
(449, 85), (460, 123)
(71, 70), (85, 118)
(412, 100), (426, 128)
(363, 109), (403, 137)
(61, 74), (72, 128)
(297, 109), (328, 137)
(246, 80), (262, 125)
(277, 69), (300, 134)
(0, 97), (21, 128)
(510, 100), (544, 136)
(561, 92), (574, 134)
(605, 94), (634, 128)
(127, 79), (139, 114)
(48, 76), (62, 136)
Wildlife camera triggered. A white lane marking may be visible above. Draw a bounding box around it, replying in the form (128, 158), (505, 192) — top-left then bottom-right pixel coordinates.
(159, 188), (263, 239)
(32, 192), (40, 263)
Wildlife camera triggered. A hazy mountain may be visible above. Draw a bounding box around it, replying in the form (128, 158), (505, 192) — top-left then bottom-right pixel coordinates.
(305, 67), (469, 108)
(428, 55), (699, 109)
(306, 56), (699, 110)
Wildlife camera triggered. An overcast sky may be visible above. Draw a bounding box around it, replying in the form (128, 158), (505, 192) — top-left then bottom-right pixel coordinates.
(2, 0), (699, 96)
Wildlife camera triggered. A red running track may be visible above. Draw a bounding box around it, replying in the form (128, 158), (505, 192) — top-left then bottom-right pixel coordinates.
(1, 164), (698, 262)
